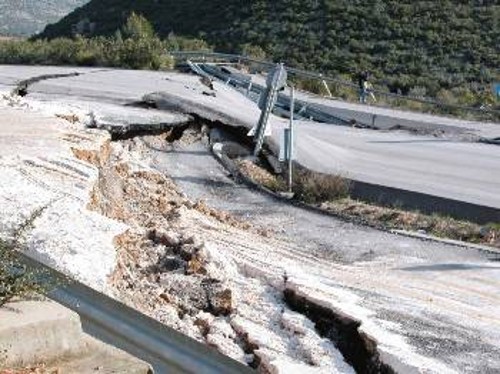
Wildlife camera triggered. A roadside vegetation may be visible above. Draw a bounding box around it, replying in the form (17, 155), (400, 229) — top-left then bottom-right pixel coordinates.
(0, 240), (47, 307)
(0, 209), (55, 308)
(322, 199), (500, 248)
(0, 13), (208, 70)
(237, 160), (350, 203)
(237, 159), (500, 249)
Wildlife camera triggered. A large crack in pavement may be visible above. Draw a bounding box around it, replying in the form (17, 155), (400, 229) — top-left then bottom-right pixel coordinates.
(284, 288), (395, 374)
(12, 72), (82, 97)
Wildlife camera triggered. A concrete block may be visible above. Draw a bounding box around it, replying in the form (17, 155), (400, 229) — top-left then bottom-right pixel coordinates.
(0, 300), (85, 367)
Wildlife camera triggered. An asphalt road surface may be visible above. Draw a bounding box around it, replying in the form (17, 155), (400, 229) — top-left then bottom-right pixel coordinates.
(1, 65), (499, 210)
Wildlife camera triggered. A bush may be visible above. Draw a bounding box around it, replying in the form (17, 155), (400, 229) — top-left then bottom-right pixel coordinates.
(0, 14), (176, 71)
(166, 34), (212, 52)
(293, 166), (350, 204)
(0, 241), (47, 307)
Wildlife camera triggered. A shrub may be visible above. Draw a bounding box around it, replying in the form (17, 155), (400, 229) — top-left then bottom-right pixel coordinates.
(240, 43), (266, 60)
(122, 12), (155, 41)
(0, 14), (176, 71)
(0, 241), (47, 307)
(293, 166), (350, 204)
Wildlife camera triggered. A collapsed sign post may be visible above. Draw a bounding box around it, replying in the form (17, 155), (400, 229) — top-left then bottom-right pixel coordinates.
(249, 63), (287, 157)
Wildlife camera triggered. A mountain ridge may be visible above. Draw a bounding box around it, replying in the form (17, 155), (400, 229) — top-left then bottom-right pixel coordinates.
(0, 0), (89, 36)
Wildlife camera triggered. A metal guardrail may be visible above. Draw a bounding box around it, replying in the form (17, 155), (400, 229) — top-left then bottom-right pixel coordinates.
(171, 51), (500, 119)
(194, 62), (356, 126)
(16, 252), (253, 374)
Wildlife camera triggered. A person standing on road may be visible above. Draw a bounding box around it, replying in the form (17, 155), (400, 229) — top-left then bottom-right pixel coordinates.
(358, 71), (368, 104)
(366, 80), (377, 103)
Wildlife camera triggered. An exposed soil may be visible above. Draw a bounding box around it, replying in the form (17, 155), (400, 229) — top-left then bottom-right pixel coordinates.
(66, 124), (391, 373)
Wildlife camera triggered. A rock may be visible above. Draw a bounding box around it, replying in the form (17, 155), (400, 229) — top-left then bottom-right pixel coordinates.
(211, 288), (233, 316)
(176, 244), (197, 261)
(148, 229), (181, 247)
(161, 256), (185, 272)
(203, 280), (233, 316)
(194, 312), (214, 337)
(159, 293), (171, 303)
(186, 255), (207, 275)
(160, 275), (209, 315)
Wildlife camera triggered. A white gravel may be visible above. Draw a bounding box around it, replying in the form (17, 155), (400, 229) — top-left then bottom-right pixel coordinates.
(0, 94), (127, 292)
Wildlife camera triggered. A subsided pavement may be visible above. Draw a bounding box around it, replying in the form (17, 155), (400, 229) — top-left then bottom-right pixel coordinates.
(150, 134), (500, 373)
(0, 65), (499, 213)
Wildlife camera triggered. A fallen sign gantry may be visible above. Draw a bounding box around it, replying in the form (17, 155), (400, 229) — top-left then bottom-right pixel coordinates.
(17, 252), (253, 374)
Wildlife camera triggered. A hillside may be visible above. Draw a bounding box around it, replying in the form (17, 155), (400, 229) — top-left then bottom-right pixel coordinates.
(38, 1), (499, 97)
(0, 0), (89, 36)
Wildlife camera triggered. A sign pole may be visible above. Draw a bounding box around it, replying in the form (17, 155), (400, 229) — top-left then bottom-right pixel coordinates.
(288, 85), (295, 193)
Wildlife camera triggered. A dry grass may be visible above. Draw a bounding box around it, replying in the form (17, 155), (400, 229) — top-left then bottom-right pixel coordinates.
(237, 159), (287, 191)
(236, 158), (500, 248)
(292, 165), (350, 203)
(237, 159), (350, 203)
(323, 198), (500, 248)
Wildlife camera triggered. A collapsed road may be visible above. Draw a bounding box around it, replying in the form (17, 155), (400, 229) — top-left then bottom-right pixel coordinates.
(1, 65), (500, 373)
(1, 65), (499, 221)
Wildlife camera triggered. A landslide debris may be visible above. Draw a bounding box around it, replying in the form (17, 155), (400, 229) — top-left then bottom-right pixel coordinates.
(71, 133), (251, 363)
(69, 128), (359, 373)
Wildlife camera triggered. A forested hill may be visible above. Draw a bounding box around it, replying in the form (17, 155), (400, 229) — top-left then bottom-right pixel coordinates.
(39, 0), (499, 96)
(0, 0), (88, 36)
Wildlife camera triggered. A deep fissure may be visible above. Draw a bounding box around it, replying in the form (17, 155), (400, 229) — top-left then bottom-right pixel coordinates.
(12, 72), (81, 97)
(284, 289), (396, 374)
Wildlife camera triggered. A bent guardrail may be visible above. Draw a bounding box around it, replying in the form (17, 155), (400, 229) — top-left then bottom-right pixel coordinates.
(16, 252), (253, 374)
(172, 51), (500, 122)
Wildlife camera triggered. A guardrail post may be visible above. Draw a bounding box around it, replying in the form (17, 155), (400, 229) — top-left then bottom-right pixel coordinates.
(246, 79), (253, 97)
(320, 74), (333, 97)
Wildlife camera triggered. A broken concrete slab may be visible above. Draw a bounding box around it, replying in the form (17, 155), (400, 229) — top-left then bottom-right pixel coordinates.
(0, 300), (152, 373)
(0, 105), (127, 292)
(0, 301), (84, 367)
(49, 336), (153, 374)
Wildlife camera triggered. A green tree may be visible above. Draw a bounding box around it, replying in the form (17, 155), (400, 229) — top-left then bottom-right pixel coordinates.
(122, 12), (155, 40)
